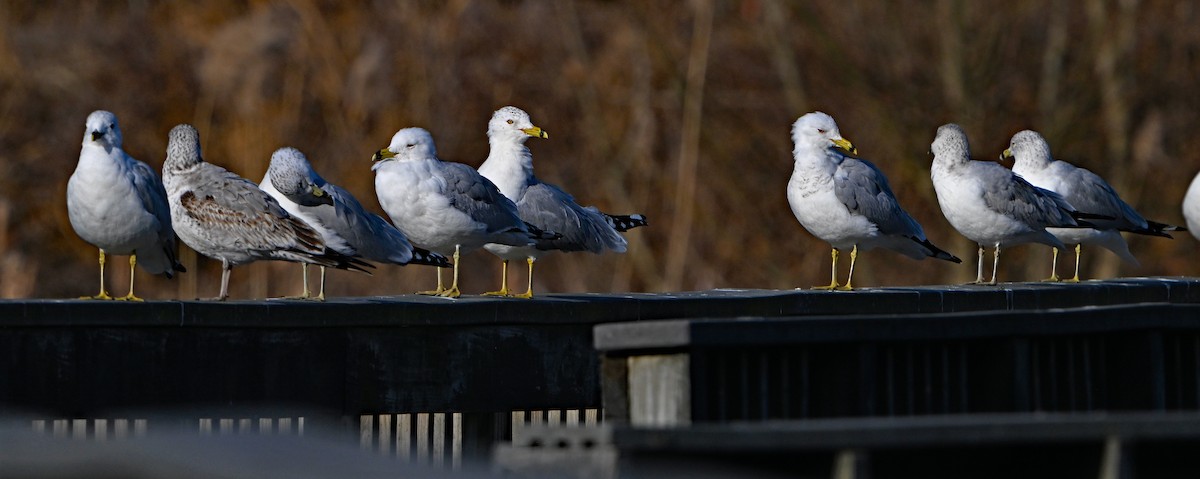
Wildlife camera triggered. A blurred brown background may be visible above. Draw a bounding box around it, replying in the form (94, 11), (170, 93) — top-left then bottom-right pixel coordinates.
(1, 0), (1196, 299)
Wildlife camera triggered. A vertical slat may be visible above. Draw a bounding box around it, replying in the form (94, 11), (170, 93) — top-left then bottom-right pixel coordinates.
(565, 409), (580, 426)
(114, 419), (130, 439)
(398, 413), (412, 462)
(432, 413), (446, 468)
(259, 418), (273, 435)
(511, 410), (526, 436)
(278, 418), (293, 435)
(738, 351), (749, 420)
(1031, 342), (1043, 411)
(379, 414), (392, 456)
(452, 413), (463, 471)
(530, 410), (543, 425)
(52, 419), (68, 438)
(72, 419), (87, 440)
(219, 418), (233, 435)
(199, 418), (212, 436)
(780, 350), (792, 419)
(800, 349), (810, 418)
(547, 410), (561, 425)
(1048, 340), (1060, 410)
(585, 409), (598, 426)
(885, 346), (895, 416)
(758, 351), (769, 420)
(32, 420), (45, 435)
(1067, 338), (1078, 410)
(416, 412), (430, 464)
(959, 343), (969, 413)
(905, 346), (915, 415)
(922, 346), (933, 414)
(360, 415), (374, 450)
(1083, 339), (1094, 411)
(133, 419), (147, 437)
(94, 419), (108, 442)
(298, 417), (305, 436)
(237, 418), (251, 434)
(941, 345), (951, 413)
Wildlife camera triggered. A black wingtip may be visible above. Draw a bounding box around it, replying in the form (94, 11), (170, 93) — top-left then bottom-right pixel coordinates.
(915, 237), (962, 263)
(408, 248), (452, 268)
(524, 222), (562, 240)
(605, 213), (649, 232)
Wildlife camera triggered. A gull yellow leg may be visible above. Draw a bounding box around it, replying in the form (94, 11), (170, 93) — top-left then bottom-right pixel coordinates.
(1041, 248), (1062, 282)
(967, 245), (986, 284)
(987, 244), (1001, 285)
(513, 257), (536, 299)
(417, 264), (447, 295)
(315, 266), (327, 301)
(482, 260), (511, 296)
(835, 245), (858, 291)
(812, 248), (840, 290)
(116, 255), (144, 301)
(438, 245), (462, 298)
(81, 249), (113, 300)
(1064, 244), (1082, 283)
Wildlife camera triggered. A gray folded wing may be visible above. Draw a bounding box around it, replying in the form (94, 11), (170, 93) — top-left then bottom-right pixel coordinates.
(833, 157), (926, 238)
(518, 182), (626, 253)
(438, 161), (528, 235)
(1058, 167), (1148, 230)
(978, 162), (1078, 228)
(322, 183), (415, 264)
(127, 156), (182, 274)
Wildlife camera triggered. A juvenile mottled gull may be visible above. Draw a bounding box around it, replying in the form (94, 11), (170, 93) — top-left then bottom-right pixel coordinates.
(162, 124), (370, 300)
(477, 106), (647, 298)
(67, 110), (184, 300)
(930, 124), (1087, 284)
(372, 127), (550, 298)
(1185, 172), (1200, 241)
(1003, 130), (1182, 281)
(261, 147), (450, 300)
(787, 112), (960, 290)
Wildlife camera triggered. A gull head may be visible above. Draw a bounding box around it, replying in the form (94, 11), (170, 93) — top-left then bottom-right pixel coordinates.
(931, 123), (970, 164)
(1001, 130), (1051, 168)
(374, 127), (438, 166)
(791, 111), (856, 156)
(269, 147), (332, 207)
(84, 110), (122, 148)
(165, 124), (203, 169)
(488, 106), (548, 144)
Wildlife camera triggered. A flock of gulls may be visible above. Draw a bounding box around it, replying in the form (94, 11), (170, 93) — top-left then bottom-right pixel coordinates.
(789, 112), (1191, 290)
(67, 107), (645, 301)
(66, 107), (1200, 301)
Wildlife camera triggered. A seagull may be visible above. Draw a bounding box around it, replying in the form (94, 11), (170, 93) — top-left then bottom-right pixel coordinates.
(930, 123), (1090, 285)
(476, 106), (647, 298)
(1184, 172), (1200, 242)
(371, 127), (551, 298)
(1003, 130), (1183, 281)
(161, 124), (370, 300)
(67, 110), (184, 301)
(260, 147), (450, 300)
(786, 112), (960, 290)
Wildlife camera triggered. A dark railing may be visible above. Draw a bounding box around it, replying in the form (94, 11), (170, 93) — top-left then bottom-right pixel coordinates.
(2, 277), (1199, 470)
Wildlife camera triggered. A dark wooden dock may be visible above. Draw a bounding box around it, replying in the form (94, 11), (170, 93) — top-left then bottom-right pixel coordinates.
(3, 277), (1200, 476)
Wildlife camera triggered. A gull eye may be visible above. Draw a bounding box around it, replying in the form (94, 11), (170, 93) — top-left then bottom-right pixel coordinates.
(817, 128), (827, 134)
(507, 119), (515, 125)
(406, 143), (416, 149)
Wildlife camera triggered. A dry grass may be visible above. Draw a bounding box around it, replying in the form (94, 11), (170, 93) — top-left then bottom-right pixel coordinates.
(2, 0), (1198, 299)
